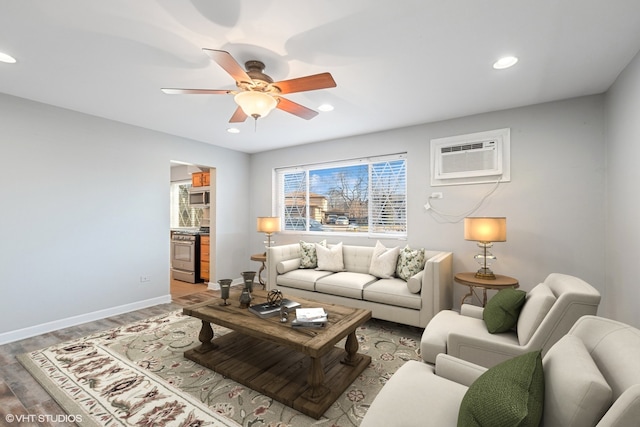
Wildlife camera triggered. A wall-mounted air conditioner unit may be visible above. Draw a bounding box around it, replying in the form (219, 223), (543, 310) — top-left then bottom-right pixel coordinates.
(430, 128), (510, 186)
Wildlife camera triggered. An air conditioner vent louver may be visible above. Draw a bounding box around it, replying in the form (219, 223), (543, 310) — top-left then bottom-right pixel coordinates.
(441, 142), (485, 153)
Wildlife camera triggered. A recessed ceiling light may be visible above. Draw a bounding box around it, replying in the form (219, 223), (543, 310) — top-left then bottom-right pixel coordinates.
(493, 56), (518, 70)
(318, 103), (334, 112)
(226, 127), (240, 134)
(0, 51), (17, 64)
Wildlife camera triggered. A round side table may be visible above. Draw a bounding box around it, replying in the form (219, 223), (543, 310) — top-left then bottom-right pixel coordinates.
(455, 272), (519, 306)
(250, 253), (267, 288)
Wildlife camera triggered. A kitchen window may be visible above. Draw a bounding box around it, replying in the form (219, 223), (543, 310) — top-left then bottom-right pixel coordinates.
(275, 153), (407, 237)
(170, 181), (204, 228)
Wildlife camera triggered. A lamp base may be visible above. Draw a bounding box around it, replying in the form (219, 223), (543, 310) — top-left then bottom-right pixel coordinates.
(474, 268), (496, 280)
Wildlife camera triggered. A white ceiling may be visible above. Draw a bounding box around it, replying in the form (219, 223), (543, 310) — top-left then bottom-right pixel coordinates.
(1, 1), (639, 154)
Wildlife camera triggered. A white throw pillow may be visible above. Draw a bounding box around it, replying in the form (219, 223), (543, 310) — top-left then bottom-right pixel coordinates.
(369, 241), (400, 279)
(316, 242), (344, 272)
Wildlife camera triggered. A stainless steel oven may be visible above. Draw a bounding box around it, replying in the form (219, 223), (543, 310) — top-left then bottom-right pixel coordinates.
(171, 232), (200, 283)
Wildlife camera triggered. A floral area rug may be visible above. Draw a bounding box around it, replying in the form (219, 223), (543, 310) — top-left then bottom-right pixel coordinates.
(18, 310), (423, 426)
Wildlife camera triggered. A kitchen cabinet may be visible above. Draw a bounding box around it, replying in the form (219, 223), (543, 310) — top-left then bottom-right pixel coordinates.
(200, 235), (210, 282)
(192, 171), (211, 187)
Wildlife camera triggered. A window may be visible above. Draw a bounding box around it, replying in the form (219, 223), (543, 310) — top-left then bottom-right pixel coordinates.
(275, 154), (407, 236)
(170, 181), (204, 228)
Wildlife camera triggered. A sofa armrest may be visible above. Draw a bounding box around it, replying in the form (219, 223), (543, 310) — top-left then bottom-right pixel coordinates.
(461, 304), (484, 319)
(434, 353), (486, 387)
(267, 243), (301, 290)
(448, 330), (524, 368)
(419, 251), (453, 327)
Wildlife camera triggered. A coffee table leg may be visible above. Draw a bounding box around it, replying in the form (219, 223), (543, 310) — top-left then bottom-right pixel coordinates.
(305, 357), (330, 401)
(342, 330), (361, 366)
(196, 320), (218, 353)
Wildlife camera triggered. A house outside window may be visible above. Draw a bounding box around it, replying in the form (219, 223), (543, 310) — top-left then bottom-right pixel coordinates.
(275, 153), (407, 237)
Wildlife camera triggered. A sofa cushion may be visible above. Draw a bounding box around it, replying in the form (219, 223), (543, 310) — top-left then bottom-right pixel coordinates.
(517, 284), (556, 345)
(396, 245), (426, 281)
(299, 240), (325, 269)
(276, 258), (301, 274)
(542, 335), (612, 427)
(483, 288), (527, 333)
(276, 269), (333, 291)
(368, 241), (400, 279)
(315, 272), (377, 299)
(363, 278), (422, 309)
(458, 351), (544, 427)
(361, 360), (466, 427)
(316, 242), (344, 272)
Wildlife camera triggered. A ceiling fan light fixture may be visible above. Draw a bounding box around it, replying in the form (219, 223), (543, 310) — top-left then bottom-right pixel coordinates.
(234, 91), (277, 119)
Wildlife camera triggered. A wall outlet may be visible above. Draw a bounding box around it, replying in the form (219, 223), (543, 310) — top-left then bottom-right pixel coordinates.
(430, 192), (443, 199)
(140, 275), (151, 283)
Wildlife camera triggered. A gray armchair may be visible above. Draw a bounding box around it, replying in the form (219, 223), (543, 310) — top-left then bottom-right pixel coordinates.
(362, 316), (640, 427)
(421, 273), (601, 367)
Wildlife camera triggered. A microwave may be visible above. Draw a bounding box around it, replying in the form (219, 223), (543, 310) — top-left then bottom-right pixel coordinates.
(189, 189), (210, 207)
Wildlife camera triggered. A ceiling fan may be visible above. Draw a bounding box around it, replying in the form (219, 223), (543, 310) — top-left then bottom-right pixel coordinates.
(162, 49), (337, 123)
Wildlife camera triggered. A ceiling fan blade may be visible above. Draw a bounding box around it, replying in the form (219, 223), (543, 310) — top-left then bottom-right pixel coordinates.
(275, 97), (319, 120)
(161, 88), (231, 95)
(229, 106), (248, 123)
(272, 72), (336, 94)
(203, 49), (252, 83)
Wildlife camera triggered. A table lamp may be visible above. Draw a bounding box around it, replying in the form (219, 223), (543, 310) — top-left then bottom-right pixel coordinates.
(464, 217), (506, 279)
(257, 216), (281, 248)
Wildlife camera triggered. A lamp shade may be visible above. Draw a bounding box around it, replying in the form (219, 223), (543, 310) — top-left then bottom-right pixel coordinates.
(257, 217), (281, 233)
(464, 217), (506, 242)
(234, 91), (277, 118)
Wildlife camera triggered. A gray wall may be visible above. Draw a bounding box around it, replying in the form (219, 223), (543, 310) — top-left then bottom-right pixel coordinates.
(0, 93), (251, 340)
(250, 95), (608, 314)
(605, 50), (640, 328)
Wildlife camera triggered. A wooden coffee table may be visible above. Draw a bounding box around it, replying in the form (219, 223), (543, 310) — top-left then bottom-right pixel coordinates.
(182, 289), (372, 419)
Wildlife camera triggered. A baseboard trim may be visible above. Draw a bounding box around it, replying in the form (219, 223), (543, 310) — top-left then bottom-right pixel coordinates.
(0, 294), (172, 345)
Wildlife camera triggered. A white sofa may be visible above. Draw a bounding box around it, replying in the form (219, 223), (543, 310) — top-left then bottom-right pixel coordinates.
(362, 315), (640, 427)
(266, 242), (453, 328)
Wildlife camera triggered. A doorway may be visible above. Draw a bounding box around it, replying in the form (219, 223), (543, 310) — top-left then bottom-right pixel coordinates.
(169, 162), (216, 298)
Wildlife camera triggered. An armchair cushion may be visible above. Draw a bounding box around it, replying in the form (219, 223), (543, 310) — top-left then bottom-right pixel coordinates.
(458, 350), (544, 427)
(483, 288), (526, 333)
(542, 335), (612, 427)
(516, 284), (556, 345)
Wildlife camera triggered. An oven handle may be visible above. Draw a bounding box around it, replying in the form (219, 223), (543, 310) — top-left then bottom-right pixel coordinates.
(171, 240), (195, 245)
(171, 268), (194, 275)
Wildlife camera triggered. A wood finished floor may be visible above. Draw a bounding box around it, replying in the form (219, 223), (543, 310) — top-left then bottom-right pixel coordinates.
(0, 279), (217, 427)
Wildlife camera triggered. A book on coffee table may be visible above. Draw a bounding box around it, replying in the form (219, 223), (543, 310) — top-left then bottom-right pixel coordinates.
(292, 307), (328, 328)
(248, 299), (301, 318)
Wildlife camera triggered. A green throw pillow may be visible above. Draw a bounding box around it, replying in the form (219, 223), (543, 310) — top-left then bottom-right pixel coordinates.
(458, 351), (544, 427)
(483, 288), (527, 333)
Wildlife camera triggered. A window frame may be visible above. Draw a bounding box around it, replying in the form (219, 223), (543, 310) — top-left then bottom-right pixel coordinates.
(274, 153), (407, 238)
